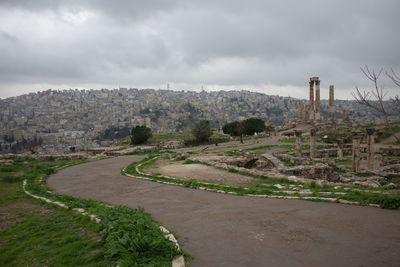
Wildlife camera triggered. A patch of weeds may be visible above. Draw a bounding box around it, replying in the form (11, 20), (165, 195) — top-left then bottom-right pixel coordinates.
(279, 158), (295, 167)
(228, 168), (239, 173)
(244, 145), (293, 152)
(279, 136), (309, 143)
(182, 179), (200, 188)
(183, 159), (195, 164)
(98, 206), (180, 266)
(342, 191), (400, 209)
(124, 151), (153, 156)
(309, 181), (318, 188)
(225, 151), (246, 157)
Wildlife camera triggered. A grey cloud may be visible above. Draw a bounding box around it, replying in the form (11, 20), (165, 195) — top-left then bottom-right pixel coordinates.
(0, 0), (399, 99)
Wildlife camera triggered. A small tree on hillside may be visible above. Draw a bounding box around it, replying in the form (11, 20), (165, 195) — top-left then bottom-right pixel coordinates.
(243, 118), (266, 135)
(222, 121), (240, 136)
(192, 120), (212, 142)
(237, 120), (245, 144)
(130, 126), (152, 145)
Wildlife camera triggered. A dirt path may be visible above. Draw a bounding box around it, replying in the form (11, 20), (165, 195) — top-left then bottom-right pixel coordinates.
(145, 159), (255, 186)
(47, 156), (400, 267)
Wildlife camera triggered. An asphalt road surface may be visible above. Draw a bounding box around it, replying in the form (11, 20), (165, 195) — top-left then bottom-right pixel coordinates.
(48, 156), (400, 267)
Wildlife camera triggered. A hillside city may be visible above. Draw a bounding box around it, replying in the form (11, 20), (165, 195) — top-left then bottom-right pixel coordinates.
(0, 88), (394, 153)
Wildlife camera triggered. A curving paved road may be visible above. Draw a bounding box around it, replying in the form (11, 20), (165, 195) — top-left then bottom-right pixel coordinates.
(48, 156), (400, 267)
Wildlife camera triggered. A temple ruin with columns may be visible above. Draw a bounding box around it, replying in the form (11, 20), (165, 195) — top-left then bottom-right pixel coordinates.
(295, 77), (350, 129)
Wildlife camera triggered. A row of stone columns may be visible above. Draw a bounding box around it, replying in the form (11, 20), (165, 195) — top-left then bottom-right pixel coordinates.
(294, 129), (316, 157)
(298, 78), (335, 123)
(294, 128), (375, 171)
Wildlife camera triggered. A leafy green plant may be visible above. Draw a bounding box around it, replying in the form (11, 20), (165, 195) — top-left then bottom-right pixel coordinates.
(131, 126), (152, 145)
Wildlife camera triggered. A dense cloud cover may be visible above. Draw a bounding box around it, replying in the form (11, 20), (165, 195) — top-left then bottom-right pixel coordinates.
(0, 0), (399, 99)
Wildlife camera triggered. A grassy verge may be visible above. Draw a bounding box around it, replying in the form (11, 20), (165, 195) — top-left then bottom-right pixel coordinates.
(278, 136), (309, 143)
(0, 158), (184, 266)
(123, 155), (400, 210)
(150, 133), (195, 142)
(0, 159), (106, 266)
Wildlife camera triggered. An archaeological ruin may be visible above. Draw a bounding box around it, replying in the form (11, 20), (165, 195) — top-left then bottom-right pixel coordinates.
(188, 77), (400, 188)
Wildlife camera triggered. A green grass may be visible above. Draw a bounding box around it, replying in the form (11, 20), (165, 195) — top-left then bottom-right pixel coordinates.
(149, 132), (230, 144)
(279, 158), (295, 167)
(149, 133), (195, 142)
(244, 144), (294, 152)
(278, 136), (309, 143)
(0, 158), (185, 266)
(183, 159), (195, 164)
(225, 151), (252, 157)
(0, 160), (106, 267)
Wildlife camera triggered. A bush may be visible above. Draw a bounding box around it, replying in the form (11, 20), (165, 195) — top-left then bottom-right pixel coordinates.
(222, 121), (240, 136)
(243, 118), (266, 135)
(192, 120), (212, 142)
(222, 118), (266, 136)
(131, 126), (152, 145)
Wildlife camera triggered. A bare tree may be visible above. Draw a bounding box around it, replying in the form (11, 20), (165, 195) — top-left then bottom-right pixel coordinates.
(386, 67), (400, 114)
(352, 65), (400, 143)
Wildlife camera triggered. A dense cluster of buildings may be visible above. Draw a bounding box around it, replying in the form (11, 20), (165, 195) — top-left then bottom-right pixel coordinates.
(0, 88), (390, 153)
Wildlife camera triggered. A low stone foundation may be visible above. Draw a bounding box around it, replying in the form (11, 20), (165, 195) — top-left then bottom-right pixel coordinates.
(281, 163), (340, 182)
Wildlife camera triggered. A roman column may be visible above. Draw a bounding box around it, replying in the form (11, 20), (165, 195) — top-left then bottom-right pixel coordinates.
(352, 131), (361, 172)
(342, 108), (350, 123)
(337, 139), (343, 159)
(295, 130), (302, 156)
(310, 128), (317, 158)
(315, 79), (321, 121)
(366, 128), (375, 170)
(329, 85), (335, 122)
(298, 101), (303, 121)
(303, 105), (308, 121)
(309, 80), (315, 121)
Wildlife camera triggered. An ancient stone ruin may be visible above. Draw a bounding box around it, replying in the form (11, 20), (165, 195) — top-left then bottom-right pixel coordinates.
(203, 77), (399, 188)
(294, 77), (350, 128)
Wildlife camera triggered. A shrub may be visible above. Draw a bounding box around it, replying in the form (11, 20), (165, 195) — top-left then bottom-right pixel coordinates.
(222, 121), (240, 136)
(131, 126), (152, 145)
(192, 120), (212, 142)
(243, 118), (266, 135)
(222, 118), (266, 136)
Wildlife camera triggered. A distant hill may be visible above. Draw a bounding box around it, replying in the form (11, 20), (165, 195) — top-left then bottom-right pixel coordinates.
(0, 88), (399, 153)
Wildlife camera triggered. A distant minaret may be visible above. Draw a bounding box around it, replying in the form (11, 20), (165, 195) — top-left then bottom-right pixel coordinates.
(167, 83), (170, 90)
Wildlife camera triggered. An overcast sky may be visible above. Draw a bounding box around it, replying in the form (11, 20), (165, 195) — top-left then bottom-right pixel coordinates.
(0, 0), (399, 100)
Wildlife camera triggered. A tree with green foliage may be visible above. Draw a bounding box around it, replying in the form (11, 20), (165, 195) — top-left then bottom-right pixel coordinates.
(223, 118), (266, 137)
(243, 118), (266, 135)
(130, 126), (152, 145)
(192, 120), (212, 142)
(222, 121), (240, 136)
